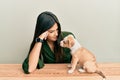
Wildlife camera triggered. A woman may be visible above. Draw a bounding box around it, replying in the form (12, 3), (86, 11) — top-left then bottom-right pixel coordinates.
(22, 11), (75, 74)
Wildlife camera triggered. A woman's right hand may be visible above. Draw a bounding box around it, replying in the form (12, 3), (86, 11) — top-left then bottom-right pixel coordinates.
(39, 31), (48, 40)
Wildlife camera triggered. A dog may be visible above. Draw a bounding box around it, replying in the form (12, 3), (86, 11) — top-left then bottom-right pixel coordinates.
(60, 35), (106, 80)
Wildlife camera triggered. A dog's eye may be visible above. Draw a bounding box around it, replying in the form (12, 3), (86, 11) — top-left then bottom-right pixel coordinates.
(63, 41), (66, 44)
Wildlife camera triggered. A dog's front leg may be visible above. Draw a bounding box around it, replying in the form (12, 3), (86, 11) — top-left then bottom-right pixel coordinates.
(67, 58), (74, 68)
(67, 64), (72, 68)
(68, 56), (78, 73)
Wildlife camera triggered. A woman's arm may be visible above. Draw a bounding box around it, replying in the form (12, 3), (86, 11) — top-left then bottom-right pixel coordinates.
(28, 31), (48, 73)
(28, 42), (42, 73)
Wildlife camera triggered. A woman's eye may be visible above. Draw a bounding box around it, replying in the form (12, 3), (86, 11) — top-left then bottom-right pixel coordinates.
(49, 31), (53, 33)
(48, 31), (54, 33)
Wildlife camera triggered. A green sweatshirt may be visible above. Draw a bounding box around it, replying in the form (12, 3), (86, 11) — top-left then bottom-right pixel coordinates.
(22, 31), (75, 74)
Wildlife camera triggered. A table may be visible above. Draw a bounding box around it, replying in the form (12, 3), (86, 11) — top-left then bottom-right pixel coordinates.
(0, 63), (120, 80)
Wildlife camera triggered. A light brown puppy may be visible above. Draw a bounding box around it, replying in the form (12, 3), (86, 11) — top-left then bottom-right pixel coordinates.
(60, 35), (106, 80)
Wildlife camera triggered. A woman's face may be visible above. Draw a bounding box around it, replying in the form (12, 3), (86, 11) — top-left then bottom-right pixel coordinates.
(47, 23), (59, 42)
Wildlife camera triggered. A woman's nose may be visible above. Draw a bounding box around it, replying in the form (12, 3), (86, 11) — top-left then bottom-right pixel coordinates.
(55, 31), (58, 36)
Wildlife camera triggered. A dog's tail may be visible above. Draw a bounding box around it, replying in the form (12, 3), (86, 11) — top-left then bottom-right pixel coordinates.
(95, 70), (106, 80)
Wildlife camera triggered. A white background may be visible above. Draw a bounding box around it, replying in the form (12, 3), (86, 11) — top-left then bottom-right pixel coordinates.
(0, 0), (120, 63)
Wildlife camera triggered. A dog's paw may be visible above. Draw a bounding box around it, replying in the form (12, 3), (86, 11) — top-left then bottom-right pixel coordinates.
(102, 78), (106, 80)
(68, 69), (74, 73)
(78, 68), (86, 73)
(67, 64), (72, 68)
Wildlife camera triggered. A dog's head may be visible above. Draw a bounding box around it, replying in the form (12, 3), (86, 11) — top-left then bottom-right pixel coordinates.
(60, 35), (75, 48)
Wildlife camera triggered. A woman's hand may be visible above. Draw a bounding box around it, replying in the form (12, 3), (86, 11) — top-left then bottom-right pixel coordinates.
(39, 31), (48, 40)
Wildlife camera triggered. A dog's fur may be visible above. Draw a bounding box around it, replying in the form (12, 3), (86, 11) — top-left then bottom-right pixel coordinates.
(60, 35), (106, 80)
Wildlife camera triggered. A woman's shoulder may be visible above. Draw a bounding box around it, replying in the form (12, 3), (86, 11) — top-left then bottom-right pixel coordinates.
(61, 31), (75, 38)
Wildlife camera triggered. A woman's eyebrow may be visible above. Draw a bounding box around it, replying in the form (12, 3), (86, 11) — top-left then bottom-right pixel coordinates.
(48, 29), (55, 31)
(48, 28), (58, 32)
(48, 30), (55, 32)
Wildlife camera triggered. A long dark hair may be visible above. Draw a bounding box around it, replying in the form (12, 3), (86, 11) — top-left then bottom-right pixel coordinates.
(28, 11), (64, 62)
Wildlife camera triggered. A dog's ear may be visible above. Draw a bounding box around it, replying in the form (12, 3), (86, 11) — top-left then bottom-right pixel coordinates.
(68, 35), (74, 38)
(68, 37), (75, 48)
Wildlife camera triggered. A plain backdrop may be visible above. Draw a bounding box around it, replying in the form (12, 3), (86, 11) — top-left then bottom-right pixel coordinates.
(0, 0), (120, 63)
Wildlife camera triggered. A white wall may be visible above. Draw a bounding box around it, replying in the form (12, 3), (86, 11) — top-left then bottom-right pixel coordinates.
(0, 0), (120, 63)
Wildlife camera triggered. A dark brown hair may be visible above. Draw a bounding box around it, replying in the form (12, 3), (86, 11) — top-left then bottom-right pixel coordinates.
(28, 11), (64, 63)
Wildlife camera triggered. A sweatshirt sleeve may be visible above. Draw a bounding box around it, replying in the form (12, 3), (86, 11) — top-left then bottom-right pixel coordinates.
(62, 31), (75, 38)
(22, 56), (29, 74)
(22, 54), (44, 74)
